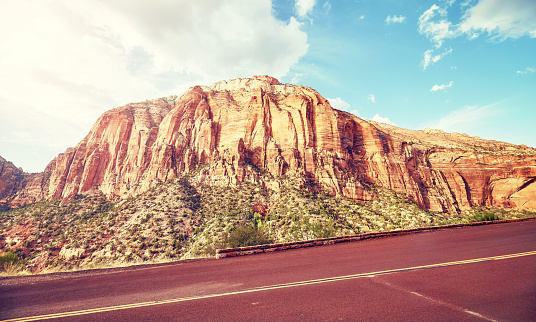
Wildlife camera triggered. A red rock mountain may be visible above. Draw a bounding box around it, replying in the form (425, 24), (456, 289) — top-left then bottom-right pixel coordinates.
(1, 76), (535, 212)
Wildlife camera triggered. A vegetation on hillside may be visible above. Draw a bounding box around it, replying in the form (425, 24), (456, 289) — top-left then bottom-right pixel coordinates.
(1, 169), (534, 276)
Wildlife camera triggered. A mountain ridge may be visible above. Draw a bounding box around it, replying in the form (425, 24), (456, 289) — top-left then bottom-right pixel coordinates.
(1, 75), (535, 213)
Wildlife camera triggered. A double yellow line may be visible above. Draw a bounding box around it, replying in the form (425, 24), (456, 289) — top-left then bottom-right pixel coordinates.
(4, 250), (536, 322)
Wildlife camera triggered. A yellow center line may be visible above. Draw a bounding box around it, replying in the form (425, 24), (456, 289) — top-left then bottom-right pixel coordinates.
(3, 250), (536, 322)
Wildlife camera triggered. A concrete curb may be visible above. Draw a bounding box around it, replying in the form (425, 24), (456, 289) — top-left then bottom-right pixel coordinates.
(216, 217), (536, 259)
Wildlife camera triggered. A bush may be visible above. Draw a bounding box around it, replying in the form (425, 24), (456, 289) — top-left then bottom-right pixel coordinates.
(0, 252), (22, 272)
(0, 252), (20, 264)
(227, 226), (273, 248)
(311, 221), (335, 239)
(474, 213), (498, 222)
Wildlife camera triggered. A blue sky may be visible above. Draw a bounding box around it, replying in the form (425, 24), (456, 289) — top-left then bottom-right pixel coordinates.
(275, 0), (536, 145)
(1, 0), (535, 172)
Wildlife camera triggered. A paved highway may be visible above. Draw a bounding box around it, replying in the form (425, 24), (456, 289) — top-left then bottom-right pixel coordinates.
(1, 220), (535, 321)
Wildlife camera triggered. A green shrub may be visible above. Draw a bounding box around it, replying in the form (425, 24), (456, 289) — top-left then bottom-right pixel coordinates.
(474, 213), (498, 222)
(0, 252), (22, 271)
(227, 226), (273, 248)
(311, 221), (336, 239)
(0, 252), (18, 262)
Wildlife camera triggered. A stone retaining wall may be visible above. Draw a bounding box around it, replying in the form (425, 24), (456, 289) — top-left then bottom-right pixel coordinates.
(216, 217), (536, 259)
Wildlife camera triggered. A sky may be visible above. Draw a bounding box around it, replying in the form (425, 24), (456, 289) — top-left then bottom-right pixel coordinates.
(1, 0), (535, 173)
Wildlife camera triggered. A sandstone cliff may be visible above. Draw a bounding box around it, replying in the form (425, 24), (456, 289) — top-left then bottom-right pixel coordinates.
(2, 76), (535, 212)
(0, 156), (28, 208)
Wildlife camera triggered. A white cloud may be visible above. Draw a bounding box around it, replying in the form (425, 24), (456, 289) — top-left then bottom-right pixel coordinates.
(430, 81), (454, 92)
(418, 0), (536, 70)
(424, 103), (500, 133)
(360, 15), (365, 20)
(459, 0), (536, 40)
(295, 0), (316, 18)
(368, 94), (376, 103)
(0, 0), (309, 172)
(418, 4), (458, 69)
(422, 48), (453, 70)
(327, 97), (351, 111)
(372, 114), (395, 125)
(418, 4), (456, 48)
(322, 1), (331, 12)
(67, 1), (308, 81)
(291, 73), (304, 84)
(420, 0), (536, 43)
(516, 67), (535, 75)
(460, 0), (474, 8)
(349, 109), (360, 116)
(386, 15), (407, 24)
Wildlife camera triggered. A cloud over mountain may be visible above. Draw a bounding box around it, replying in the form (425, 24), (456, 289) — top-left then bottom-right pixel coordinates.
(0, 0), (309, 172)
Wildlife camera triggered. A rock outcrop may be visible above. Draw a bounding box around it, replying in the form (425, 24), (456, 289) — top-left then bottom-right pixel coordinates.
(0, 157), (27, 208)
(2, 76), (535, 212)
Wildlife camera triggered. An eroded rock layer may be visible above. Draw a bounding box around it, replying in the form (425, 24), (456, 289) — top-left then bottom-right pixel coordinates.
(2, 76), (535, 212)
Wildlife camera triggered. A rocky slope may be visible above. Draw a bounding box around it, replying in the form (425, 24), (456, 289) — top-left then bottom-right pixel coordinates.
(1, 76), (535, 213)
(0, 157), (40, 209)
(3, 174), (532, 274)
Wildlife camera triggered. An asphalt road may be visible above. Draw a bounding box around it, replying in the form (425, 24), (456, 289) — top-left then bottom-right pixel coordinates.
(1, 220), (535, 321)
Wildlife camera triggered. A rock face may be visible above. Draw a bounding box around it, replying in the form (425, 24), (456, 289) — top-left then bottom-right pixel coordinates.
(2, 76), (535, 212)
(0, 157), (28, 208)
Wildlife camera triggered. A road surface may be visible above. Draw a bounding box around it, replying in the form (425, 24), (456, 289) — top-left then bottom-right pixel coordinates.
(1, 220), (535, 321)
